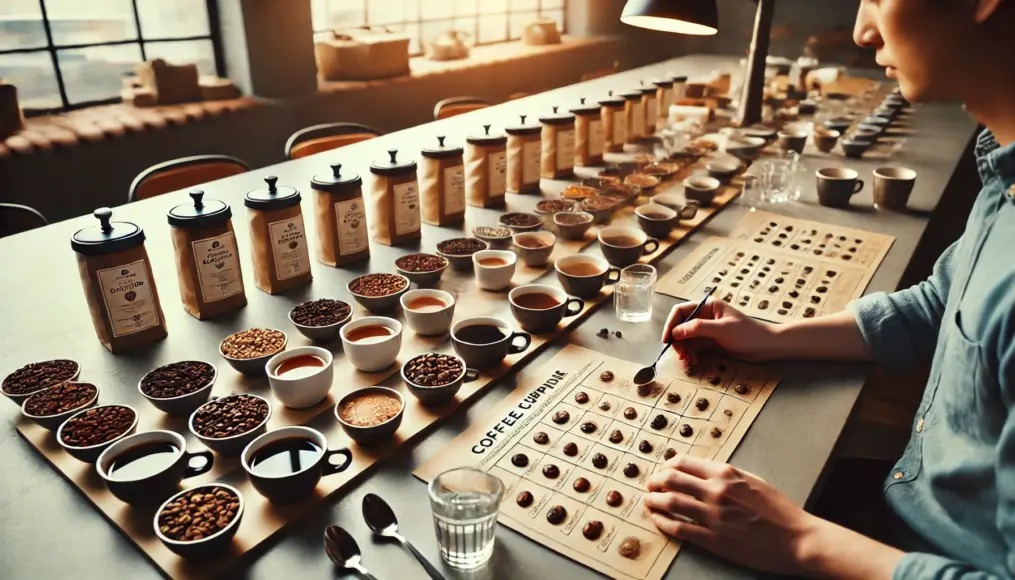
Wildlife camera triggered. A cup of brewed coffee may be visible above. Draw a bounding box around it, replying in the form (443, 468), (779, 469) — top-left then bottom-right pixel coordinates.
(555, 255), (620, 298)
(873, 166), (917, 211)
(508, 284), (584, 333)
(473, 249), (517, 291)
(340, 316), (403, 372)
(451, 317), (531, 370)
(400, 289), (456, 336)
(598, 226), (659, 268)
(777, 128), (809, 154)
(241, 426), (352, 504)
(96, 430), (214, 505)
(635, 203), (678, 239)
(816, 167), (864, 208)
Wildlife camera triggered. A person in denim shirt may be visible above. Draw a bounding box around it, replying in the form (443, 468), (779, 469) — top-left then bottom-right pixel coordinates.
(650, 0), (1015, 578)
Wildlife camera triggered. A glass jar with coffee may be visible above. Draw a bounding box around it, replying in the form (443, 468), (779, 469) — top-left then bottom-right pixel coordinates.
(245, 176), (313, 295)
(311, 162), (369, 267)
(505, 115), (542, 194)
(465, 125), (508, 208)
(420, 136), (466, 226)
(571, 98), (604, 167)
(539, 106), (576, 180)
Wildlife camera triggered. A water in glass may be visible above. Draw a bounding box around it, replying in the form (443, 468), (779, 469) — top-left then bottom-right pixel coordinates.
(615, 264), (657, 323)
(428, 467), (504, 570)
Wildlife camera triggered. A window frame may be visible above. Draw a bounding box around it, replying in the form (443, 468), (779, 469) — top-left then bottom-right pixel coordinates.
(0, 0), (227, 116)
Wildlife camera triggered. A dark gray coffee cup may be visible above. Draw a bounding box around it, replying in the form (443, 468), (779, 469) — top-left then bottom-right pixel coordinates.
(451, 317), (531, 370)
(816, 168), (864, 208)
(777, 130), (808, 154)
(555, 255), (620, 299)
(508, 285), (584, 334)
(873, 167), (917, 211)
(598, 227), (659, 268)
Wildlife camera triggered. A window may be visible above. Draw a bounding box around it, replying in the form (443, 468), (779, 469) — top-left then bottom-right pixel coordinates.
(312, 0), (566, 56)
(0, 0), (224, 115)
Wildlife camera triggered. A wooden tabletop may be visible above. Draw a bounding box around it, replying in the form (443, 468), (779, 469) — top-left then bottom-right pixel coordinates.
(0, 54), (978, 580)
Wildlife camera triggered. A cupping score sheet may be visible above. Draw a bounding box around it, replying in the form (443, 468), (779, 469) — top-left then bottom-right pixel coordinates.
(415, 344), (781, 580)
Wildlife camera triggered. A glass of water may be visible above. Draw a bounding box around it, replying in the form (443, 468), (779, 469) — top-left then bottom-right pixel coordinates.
(428, 467), (504, 570)
(615, 264), (657, 323)
(761, 151), (803, 204)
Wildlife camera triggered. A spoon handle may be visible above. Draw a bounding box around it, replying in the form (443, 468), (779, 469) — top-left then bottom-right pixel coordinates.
(659, 286), (716, 363)
(352, 563), (378, 580)
(400, 538), (447, 580)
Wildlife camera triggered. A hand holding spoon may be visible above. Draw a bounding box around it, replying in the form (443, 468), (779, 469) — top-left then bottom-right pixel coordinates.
(324, 525), (378, 580)
(362, 493), (447, 580)
(633, 286), (716, 385)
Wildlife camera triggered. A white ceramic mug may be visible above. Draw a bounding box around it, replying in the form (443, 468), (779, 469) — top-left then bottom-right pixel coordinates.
(265, 346), (334, 409)
(473, 249), (517, 291)
(340, 317), (403, 372)
(400, 289), (456, 336)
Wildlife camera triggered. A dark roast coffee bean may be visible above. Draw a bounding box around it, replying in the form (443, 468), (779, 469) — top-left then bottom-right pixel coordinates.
(574, 391), (590, 404)
(666, 392), (681, 404)
(2, 359), (78, 396)
(605, 490), (623, 507)
(663, 448), (677, 460)
(623, 463), (639, 478)
(157, 486), (240, 542)
(532, 431), (549, 445)
(546, 505), (567, 525)
(192, 394), (268, 439)
(695, 397), (709, 411)
(580, 421), (597, 434)
(591, 453), (608, 469)
(608, 430), (624, 444)
(710, 427), (723, 438)
(619, 537), (641, 559)
(623, 407), (637, 420)
(562, 442), (578, 456)
(23, 382), (96, 417)
(723, 409), (733, 417)
(516, 491), (534, 507)
(404, 353), (465, 387)
(599, 371), (614, 382)
(552, 410), (570, 424)
(679, 424), (693, 437)
(141, 361), (215, 399)
(582, 520), (605, 540)
(60, 405), (135, 447)
(638, 440), (653, 453)
(636, 382), (652, 397)
(573, 477), (591, 493)
(290, 298), (351, 327)
(650, 414), (668, 430)
(707, 375), (722, 386)
(511, 453), (529, 467)
(734, 383), (750, 395)
(542, 464), (560, 479)
(598, 400), (611, 411)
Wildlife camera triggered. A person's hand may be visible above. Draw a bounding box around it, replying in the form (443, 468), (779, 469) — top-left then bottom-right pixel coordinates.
(661, 298), (780, 365)
(645, 455), (817, 576)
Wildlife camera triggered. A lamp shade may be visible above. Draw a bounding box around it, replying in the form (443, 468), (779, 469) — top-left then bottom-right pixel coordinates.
(620, 0), (719, 36)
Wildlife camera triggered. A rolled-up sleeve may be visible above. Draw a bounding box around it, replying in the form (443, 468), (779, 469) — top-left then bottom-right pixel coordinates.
(892, 552), (1002, 580)
(847, 240), (959, 373)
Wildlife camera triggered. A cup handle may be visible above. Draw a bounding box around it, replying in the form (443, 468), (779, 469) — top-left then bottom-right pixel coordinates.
(642, 239), (660, 255)
(563, 298), (584, 317)
(508, 332), (532, 354)
(605, 268), (621, 284)
(183, 451), (214, 478)
(322, 448), (353, 476)
(463, 368), (480, 383)
(852, 179), (865, 194)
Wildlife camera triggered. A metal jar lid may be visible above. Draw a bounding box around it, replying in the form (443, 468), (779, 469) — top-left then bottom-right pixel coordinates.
(504, 114), (541, 136)
(638, 82), (657, 95)
(370, 149), (417, 176)
(570, 97), (601, 117)
(599, 90), (625, 108)
(421, 136), (464, 159)
(311, 163), (363, 194)
(71, 207), (145, 255)
(244, 176), (302, 210)
(652, 78), (674, 88)
(168, 191), (232, 229)
(539, 106), (575, 126)
(467, 124), (507, 146)
(670, 74), (688, 83)
(620, 90), (643, 101)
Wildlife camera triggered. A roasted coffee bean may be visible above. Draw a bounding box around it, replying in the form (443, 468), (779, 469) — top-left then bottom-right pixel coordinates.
(685, 366), (696, 377)
(580, 421), (597, 434)
(734, 383), (750, 395)
(157, 486), (240, 542)
(614, 331), (622, 338)
(516, 491), (534, 507)
(60, 405), (135, 447)
(290, 298), (351, 327)
(695, 397), (709, 411)
(532, 431), (549, 445)
(501, 213), (540, 227)
(562, 442), (579, 457)
(707, 375), (722, 386)
(23, 382), (96, 417)
(638, 440), (653, 453)
(582, 520), (605, 540)
(623, 407), (638, 420)
(591, 453), (608, 469)
(597, 328), (610, 338)
(636, 382), (652, 397)
(663, 448), (677, 460)
(574, 391), (590, 404)
(140, 361), (215, 399)
(666, 392), (681, 404)
(710, 427), (723, 438)
(622, 463), (639, 478)
(552, 410), (570, 424)
(536, 199), (577, 212)
(511, 453), (529, 467)
(605, 490), (623, 507)
(191, 394), (269, 439)
(542, 464), (560, 479)
(2, 359), (77, 396)
(679, 424), (693, 437)
(723, 409), (734, 417)
(404, 353), (464, 387)
(395, 253), (447, 273)
(650, 414), (668, 430)
(598, 400), (611, 411)
(349, 273), (408, 297)
(599, 371), (614, 382)
(546, 505), (567, 525)
(220, 328), (286, 360)
(573, 477), (591, 493)
(608, 429), (624, 444)
(437, 237), (487, 256)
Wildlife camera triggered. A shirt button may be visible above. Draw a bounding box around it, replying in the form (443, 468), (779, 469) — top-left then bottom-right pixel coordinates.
(916, 418), (925, 433)
(893, 471), (905, 480)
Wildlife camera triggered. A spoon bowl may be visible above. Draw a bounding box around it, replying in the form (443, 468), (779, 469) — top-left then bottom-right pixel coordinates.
(324, 525), (375, 578)
(362, 493), (447, 579)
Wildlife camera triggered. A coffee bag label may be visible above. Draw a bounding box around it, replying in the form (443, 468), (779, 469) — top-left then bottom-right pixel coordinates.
(522, 140), (541, 185)
(268, 215), (311, 280)
(613, 111), (626, 145)
(444, 165), (465, 215)
(556, 129), (575, 170)
(97, 260), (160, 337)
(393, 179), (421, 235)
(660, 88), (673, 111)
(191, 232), (243, 303)
(335, 198), (369, 256)
(589, 119), (605, 156)
(645, 95), (657, 126)
(632, 106), (644, 136)
(488, 151), (507, 197)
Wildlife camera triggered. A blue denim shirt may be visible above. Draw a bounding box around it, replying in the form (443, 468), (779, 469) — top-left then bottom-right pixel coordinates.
(848, 130), (1015, 580)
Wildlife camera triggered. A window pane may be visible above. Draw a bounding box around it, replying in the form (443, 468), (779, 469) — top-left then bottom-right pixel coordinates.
(58, 44), (140, 104)
(544, 9), (565, 31)
(46, 0), (137, 45)
(145, 39), (215, 75)
(452, 18), (477, 45)
(136, 0), (210, 39)
(367, 0), (402, 26)
(478, 0), (507, 15)
(477, 14), (507, 44)
(509, 11), (538, 39)
(0, 0), (47, 50)
(420, 18), (453, 45)
(315, 0), (365, 31)
(421, 0), (454, 20)
(404, 23), (420, 55)
(511, 0), (538, 10)
(542, 0), (565, 9)
(403, 0), (419, 21)
(0, 51), (61, 109)
(455, 0), (477, 16)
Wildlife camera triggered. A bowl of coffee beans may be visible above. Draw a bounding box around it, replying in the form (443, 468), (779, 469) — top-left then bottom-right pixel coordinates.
(154, 484), (244, 560)
(472, 226), (514, 250)
(395, 253), (448, 287)
(189, 393), (272, 455)
(347, 273), (410, 313)
(57, 404), (138, 463)
(218, 328), (287, 376)
(288, 298), (352, 343)
(2, 359), (80, 403)
(436, 237), (489, 271)
(21, 381), (99, 431)
(499, 212), (542, 233)
(138, 361), (217, 416)
(401, 352), (475, 407)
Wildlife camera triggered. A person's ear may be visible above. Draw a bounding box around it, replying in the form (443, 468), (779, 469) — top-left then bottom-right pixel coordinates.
(973, 0), (1006, 24)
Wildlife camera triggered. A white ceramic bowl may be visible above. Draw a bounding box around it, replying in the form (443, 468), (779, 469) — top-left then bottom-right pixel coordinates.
(473, 250), (518, 291)
(400, 289), (456, 336)
(153, 483), (244, 560)
(265, 346), (334, 409)
(339, 317), (403, 372)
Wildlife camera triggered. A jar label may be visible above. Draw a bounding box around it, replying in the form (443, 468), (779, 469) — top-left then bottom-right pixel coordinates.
(393, 179), (421, 235)
(97, 259), (160, 337)
(645, 95), (657, 126)
(589, 119), (605, 157)
(268, 214), (311, 280)
(632, 105), (644, 136)
(556, 129), (575, 170)
(335, 198), (369, 256)
(613, 111), (626, 144)
(660, 88), (673, 110)
(444, 164), (465, 215)
(522, 140), (541, 185)
(191, 232), (243, 303)
(488, 151), (507, 198)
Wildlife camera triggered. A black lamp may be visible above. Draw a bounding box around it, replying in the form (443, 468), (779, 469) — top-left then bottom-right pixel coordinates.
(621, 0), (775, 127)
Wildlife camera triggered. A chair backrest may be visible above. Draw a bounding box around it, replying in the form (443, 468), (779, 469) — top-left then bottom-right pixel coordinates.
(285, 122), (385, 160)
(0, 203), (47, 237)
(434, 97), (491, 121)
(508, 92), (531, 101)
(581, 67), (618, 82)
(129, 155), (250, 203)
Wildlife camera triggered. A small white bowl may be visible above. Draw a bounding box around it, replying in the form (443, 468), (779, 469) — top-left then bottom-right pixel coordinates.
(266, 346), (334, 409)
(340, 317), (403, 372)
(473, 250), (518, 291)
(401, 289), (456, 336)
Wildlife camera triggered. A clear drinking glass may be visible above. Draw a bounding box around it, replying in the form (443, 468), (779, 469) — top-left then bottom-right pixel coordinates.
(428, 467), (504, 570)
(761, 151), (802, 204)
(615, 264), (657, 323)
(740, 174), (762, 212)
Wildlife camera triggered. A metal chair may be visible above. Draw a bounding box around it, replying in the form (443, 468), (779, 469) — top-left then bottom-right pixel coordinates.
(284, 122), (385, 160)
(128, 155), (251, 203)
(433, 97), (491, 121)
(0, 203), (48, 237)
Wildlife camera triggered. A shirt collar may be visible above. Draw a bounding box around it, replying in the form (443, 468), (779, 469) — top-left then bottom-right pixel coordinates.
(975, 129), (1015, 188)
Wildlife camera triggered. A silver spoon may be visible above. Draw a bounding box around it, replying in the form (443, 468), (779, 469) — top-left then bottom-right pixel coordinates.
(633, 286), (716, 386)
(324, 525), (378, 580)
(362, 493), (447, 580)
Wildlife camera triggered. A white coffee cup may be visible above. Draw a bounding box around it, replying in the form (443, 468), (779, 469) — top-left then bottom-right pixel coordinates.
(340, 317), (403, 372)
(473, 249), (517, 291)
(400, 289), (456, 336)
(265, 346), (334, 409)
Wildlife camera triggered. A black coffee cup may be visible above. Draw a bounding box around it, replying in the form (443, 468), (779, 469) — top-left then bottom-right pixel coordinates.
(508, 285), (584, 334)
(555, 255), (620, 299)
(96, 430), (214, 506)
(816, 167), (864, 208)
(598, 226), (659, 268)
(241, 426), (352, 504)
(451, 317), (531, 370)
